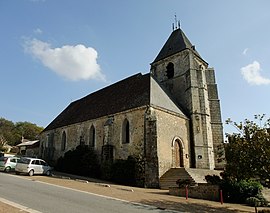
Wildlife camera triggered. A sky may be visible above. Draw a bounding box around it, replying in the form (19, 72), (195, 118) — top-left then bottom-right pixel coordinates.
(1, 0), (270, 135)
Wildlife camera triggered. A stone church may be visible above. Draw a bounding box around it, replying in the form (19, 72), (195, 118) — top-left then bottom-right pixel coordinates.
(39, 26), (224, 188)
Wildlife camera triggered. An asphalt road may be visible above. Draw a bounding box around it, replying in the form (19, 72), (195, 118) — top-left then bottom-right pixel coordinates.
(0, 173), (181, 213)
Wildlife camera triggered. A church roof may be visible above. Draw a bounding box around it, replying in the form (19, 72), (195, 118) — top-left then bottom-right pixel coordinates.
(44, 73), (150, 131)
(153, 28), (202, 63)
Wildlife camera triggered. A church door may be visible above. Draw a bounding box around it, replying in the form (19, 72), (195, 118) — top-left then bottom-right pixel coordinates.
(173, 139), (184, 167)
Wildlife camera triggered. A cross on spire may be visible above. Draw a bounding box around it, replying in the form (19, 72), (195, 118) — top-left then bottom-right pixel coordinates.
(172, 14), (180, 31)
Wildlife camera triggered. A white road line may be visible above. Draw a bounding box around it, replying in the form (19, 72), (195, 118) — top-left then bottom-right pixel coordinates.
(0, 197), (42, 213)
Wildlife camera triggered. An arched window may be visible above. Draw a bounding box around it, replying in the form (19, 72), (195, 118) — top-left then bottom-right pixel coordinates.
(61, 131), (67, 151)
(122, 119), (130, 144)
(89, 125), (95, 147)
(166, 62), (174, 79)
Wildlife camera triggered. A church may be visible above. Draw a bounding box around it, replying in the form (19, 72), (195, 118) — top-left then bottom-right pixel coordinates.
(39, 26), (224, 188)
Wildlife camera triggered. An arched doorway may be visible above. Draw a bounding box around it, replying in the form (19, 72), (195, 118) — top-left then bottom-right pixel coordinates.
(172, 138), (184, 167)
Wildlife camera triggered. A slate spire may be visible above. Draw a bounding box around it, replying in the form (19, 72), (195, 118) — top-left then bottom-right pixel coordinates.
(152, 28), (202, 63)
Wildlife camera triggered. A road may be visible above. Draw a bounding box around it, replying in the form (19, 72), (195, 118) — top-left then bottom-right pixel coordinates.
(0, 173), (181, 213)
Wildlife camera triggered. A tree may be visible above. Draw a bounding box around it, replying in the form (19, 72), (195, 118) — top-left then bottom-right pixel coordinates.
(14, 122), (44, 143)
(0, 117), (44, 146)
(225, 114), (270, 181)
(0, 118), (16, 145)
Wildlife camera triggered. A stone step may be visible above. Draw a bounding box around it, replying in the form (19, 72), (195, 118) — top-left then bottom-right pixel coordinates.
(159, 168), (222, 189)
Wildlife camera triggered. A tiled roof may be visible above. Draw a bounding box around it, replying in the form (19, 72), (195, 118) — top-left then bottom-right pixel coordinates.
(44, 73), (150, 131)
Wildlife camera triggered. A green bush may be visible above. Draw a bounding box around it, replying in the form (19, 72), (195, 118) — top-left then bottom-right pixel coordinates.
(100, 156), (144, 187)
(100, 160), (113, 180)
(205, 174), (268, 206)
(205, 174), (222, 185)
(246, 197), (261, 207)
(110, 156), (136, 186)
(55, 145), (100, 178)
(176, 179), (193, 188)
(221, 179), (263, 204)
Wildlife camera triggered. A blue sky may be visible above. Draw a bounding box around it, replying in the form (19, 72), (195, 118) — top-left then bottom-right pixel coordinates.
(1, 0), (270, 135)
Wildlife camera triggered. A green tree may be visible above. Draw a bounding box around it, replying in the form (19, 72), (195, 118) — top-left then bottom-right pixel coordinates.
(14, 122), (44, 143)
(225, 114), (270, 180)
(0, 118), (16, 145)
(0, 117), (44, 146)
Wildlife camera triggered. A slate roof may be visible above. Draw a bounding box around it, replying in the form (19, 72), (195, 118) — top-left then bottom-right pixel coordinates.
(153, 28), (203, 63)
(44, 73), (150, 131)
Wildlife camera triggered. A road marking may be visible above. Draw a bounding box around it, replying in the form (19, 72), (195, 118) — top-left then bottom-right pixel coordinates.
(0, 197), (42, 213)
(4, 174), (183, 212)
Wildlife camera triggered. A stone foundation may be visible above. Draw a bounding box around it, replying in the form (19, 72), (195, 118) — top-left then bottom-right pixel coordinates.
(169, 184), (220, 201)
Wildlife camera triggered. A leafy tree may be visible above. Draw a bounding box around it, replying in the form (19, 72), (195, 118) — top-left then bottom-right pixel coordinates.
(14, 122), (44, 143)
(0, 117), (44, 146)
(0, 118), (16, 145)
(225, 114), (270, 181)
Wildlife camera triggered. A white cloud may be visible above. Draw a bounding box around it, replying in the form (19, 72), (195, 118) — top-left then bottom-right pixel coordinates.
(33, 28), (42, 34)
(240, 61), (270, 85)
(242, 48), (249, 55)
(24, 38), (105, 81)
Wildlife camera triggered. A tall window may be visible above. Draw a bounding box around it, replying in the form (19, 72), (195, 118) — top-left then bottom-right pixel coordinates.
(122, 119), (130, 144)
(89, 125), (95, 147)
(61, 131), (67, 151)
(166, 62), (174, 79)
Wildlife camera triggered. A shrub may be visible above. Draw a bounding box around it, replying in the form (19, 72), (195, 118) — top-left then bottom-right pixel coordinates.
(205, 174), (222, 185)
(100, 156), (144, 187)
(176, 179), (193, 188)
(220, 179), (263, 204)
(100, 160), (113, 180)
(110, 156), (136, 186)
(55, 145), (100, 178)
(246, 197), (261, 207)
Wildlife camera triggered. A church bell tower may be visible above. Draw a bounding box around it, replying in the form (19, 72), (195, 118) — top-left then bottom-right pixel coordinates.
(150, 25), (224, 170)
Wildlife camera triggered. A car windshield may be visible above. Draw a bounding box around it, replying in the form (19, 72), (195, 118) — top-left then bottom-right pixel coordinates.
(18, 158), (31, 164)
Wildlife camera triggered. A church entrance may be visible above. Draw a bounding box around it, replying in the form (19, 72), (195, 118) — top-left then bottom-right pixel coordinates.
(173, 138), (184, 167)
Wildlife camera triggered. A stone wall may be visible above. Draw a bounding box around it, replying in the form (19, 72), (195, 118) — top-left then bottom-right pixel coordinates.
(169, 184), (220, 201)
(205, 68), (225, 169)
(154, 107), (190, 177)
(151, 49), (216, 169)
(40, 107), (146, 164)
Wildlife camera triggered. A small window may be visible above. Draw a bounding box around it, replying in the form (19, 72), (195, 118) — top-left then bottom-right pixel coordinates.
(40, 160), (47, 166)
(61, 131), (67, 151)
(89, 125), (95, 147)
(32, 160), (39, 165)
(166, 62), (174, 79)
(122, 119), (130, 144)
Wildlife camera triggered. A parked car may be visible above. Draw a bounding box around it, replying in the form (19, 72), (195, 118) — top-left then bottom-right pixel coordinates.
(0, 156), (20, 172)
(15, 157), (53, 176)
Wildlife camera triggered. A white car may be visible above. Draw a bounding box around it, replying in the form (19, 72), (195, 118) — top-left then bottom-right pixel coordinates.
(0, 156), (20, 172)
(15, 157), (53, 176)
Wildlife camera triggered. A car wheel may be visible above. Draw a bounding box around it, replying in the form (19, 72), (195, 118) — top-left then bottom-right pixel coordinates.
(5, 166), (11, 173)
(29, 170), (34, 176)
(46, 170), (51, 176)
